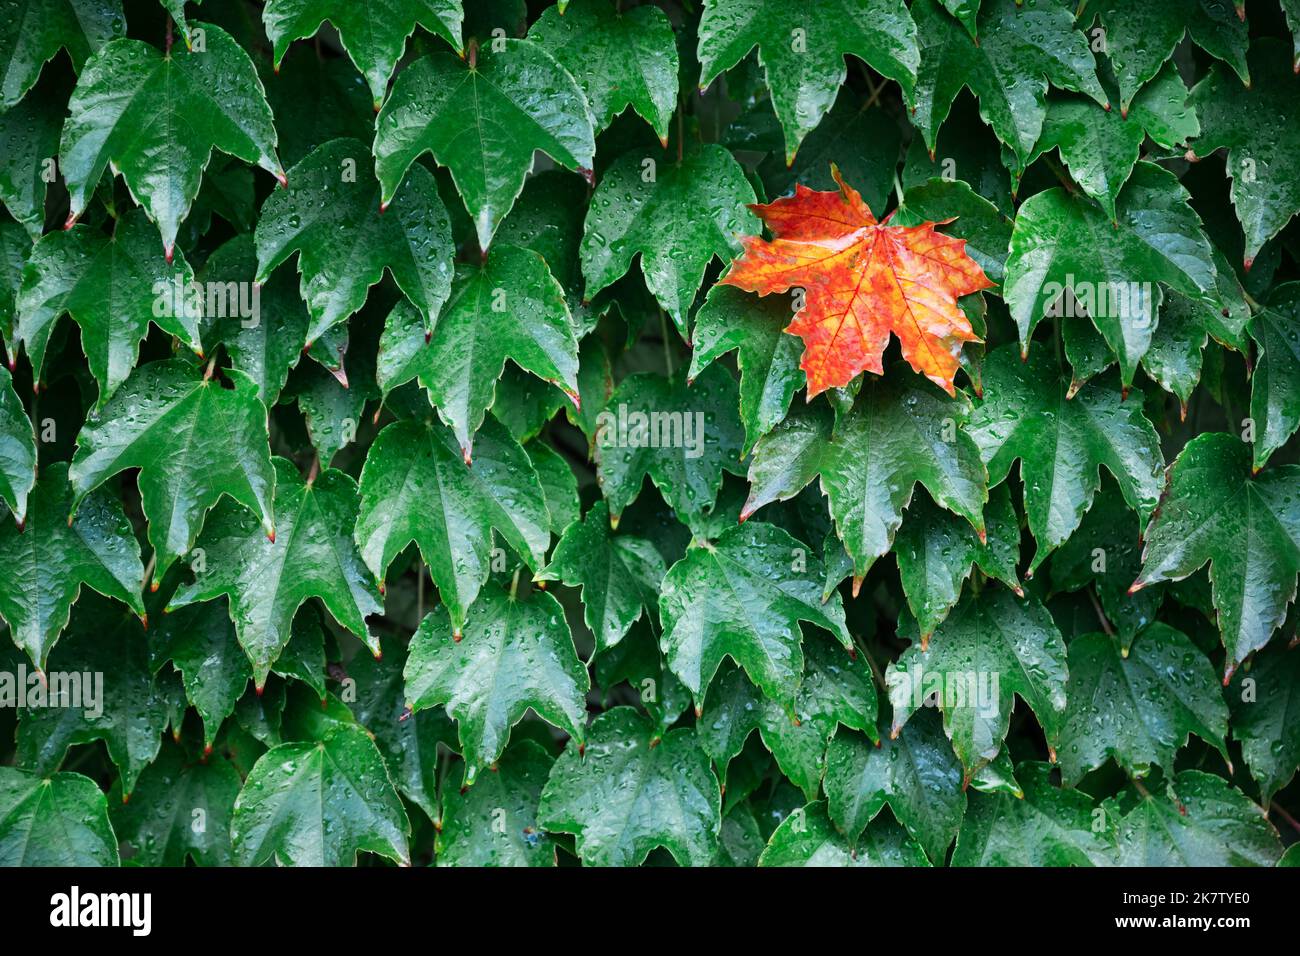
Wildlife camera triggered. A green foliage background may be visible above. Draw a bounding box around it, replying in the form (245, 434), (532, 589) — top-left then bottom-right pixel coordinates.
(0, 0), (1299, 868)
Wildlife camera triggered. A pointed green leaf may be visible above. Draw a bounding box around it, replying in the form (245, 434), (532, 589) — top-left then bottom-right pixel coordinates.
(1134, 433), (1300, 674)
(823, 715), (966, 865)
(354, 415), (550, 633)
(16, 595), (168, 794)
(0, 0), (123, 108)
(908, 0), (1106, 167)
(888, 587), (1067, 775)
(60, 23), (282, 257)
(0, 767), (118, 866)
(895, 484), (1021, 641)
(200, 234), (306, 406)
(1248, 284), (1300, 470)
(580, 145), (758, 335)
(68, 358), (276, 583)
(689, 283), (803, 455)
(168, 458), (380, 689)
(952, 761), (1114, 866)
(374, 40), (595, 251)
(538, 707), (721, 867)
(110, 741), (240, 866)
(660, 521), (851, 703)
(698, 636), (876, 800)
(1229, 642), (1300, 804)
(231, 707), (410, 866)
(759, 801), (929, 867)
(406, 582), (587, 783)
(0, 462), (144, 669)
(376, 245), (577, 459)
(0, 364), (35, 522)
(529, 0), (677, 141)
(437, 739), (556, 866)
(1113, 770), (1281, 866)
(255, 138), (453, 345)
(263, 0), (463, 107)
(1003, 162), (1216, 382)
(1088, 0), (1249, 116)
(969, 345), (1163, 570)
(745, 368), (987, 581)
(538, 500), (665, 653)
(16, 210), (203, 405)
(594, 366), (744, 528)
(1057, 625), (1229, 785)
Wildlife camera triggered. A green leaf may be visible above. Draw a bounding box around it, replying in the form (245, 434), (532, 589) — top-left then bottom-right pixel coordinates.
(697, 0), (918, 163)
(60, 23), (282, 258)
(888, 587), (1067, 776)
(758, 801), (929, 867)
(527, 440), (579, 534)
(348, 636), (452, 822)
(149, 601), (248, 749)
(594, 366), (744, 528)
(254, 138), (453, 346)
(354, 415), (550, 633)
(168, 458), (381, 689)
(688, 283), (803, 455)
(951, 761), (1114, 866)
(1057, 625), (1228, 785)
(529, 0), (678, 142)
(0, 72), (66, 236)
(1248, 284), (1300, 470)
(538, 499), (665, 653)
(0, 0), (123, 108)
(374, 40), (595, 251)
(231, 705), (411, 866)
(895, 484), (1021, 642)
(1025, 96), (1145, 221)
(1229, 642), (1300, 804)
(0, 462), (144, 669)
(263, 0), (463, 108)
(110, 741), (240, 866)
(200, 234), (306, 407)
(437, 739), (556, 866)
(1190, 39), (1300, 266)
(1088, 0), (1249, 116)
(16, 210), (203, 405)
(697, 635), (876, 800)
(68, 358), (276, 583)
(406, 582), (588, 783)
(580, 145), (759, 335)
(375, 244), (578, 460)
(1112, 770), (1281, 866)
(0, 767), (118, 866)
(1003, 163), (1216, 382)
(16, 595), (168, 794)
(538, 707), (721, 867)
(0, 364), (35, 522)
(908, 0), (1106, 168)
(660, 521), (851, 703)
(1133, 433), (1300, 676)
(823, 714), (966, 865)
(745, 368), (986, 582)
(969, 345), (1164, 570)
(1049, 485), (1160, 648)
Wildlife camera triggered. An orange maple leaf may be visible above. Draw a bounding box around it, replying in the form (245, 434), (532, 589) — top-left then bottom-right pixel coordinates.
(720, 166), (993, 397)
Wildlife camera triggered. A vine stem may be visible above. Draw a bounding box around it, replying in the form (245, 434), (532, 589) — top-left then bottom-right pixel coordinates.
(660, 309), (675, 377)
(1271, 802), (1300, 835)
(1085, 585), (1114, 638)
(509, 566), (522, 601)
